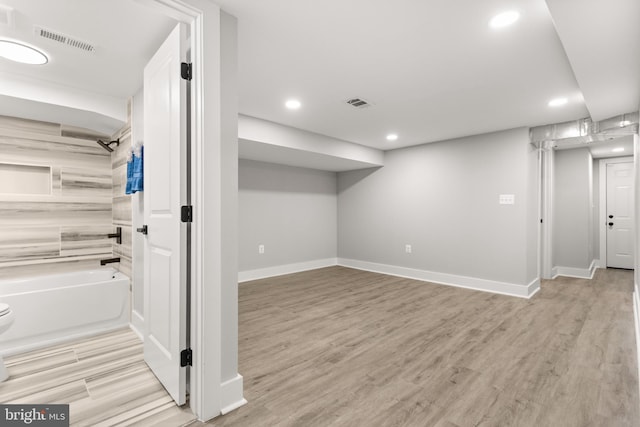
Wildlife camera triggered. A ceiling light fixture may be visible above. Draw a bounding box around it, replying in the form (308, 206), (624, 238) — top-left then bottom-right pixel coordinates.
(489, 11), (520, 29)
(285, 99), (301, 110)
(0, 39), (48, 65)
(620, 120), (631, 127)
(548, 97), (568, 107)
(612, 147), (625, 153)
(386, 134), (398, 141)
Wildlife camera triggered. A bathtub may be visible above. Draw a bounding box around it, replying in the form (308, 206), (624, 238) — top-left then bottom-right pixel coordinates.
(0, 268), (130, 356)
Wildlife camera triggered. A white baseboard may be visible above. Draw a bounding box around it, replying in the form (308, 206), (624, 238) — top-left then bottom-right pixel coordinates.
(219, 374), (247, 415)
(527, 278), (541, 298)
(237, 257), (539, 298)
(130, 310), (144, 342)
(238, 258), (338, 283)
(337, 258), (538, 299)
(594, 259), (604, 269)
(554, 260), (597, 279)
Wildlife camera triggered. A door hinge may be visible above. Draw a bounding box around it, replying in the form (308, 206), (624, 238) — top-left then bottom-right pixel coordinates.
(181, 205), (193, 223)
(181, 62), (192, 80)
(180, 348), (192, 367)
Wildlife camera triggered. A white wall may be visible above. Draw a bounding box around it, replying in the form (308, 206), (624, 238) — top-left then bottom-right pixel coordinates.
(218, 8), (240, 394)
(337, 127), (538, 295)
(592, 157), (600, 258)
(553, 148), (594, 273)
(238, 159), (337, 279)
(526, 140), (540, 283)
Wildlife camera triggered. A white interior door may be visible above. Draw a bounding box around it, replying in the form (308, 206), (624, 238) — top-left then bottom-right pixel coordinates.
(606, 162), (634, 269)
(143, 23), (188, 405)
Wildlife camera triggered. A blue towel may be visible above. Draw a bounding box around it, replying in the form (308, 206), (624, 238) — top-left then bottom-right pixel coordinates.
(125, 157), (133, 194)
(125, 146), (144, 194)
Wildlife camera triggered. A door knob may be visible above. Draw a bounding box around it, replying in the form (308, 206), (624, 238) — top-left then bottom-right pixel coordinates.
(608, 222), (614, 226)
(136, 225), (148, 235)
(609, 215), (614, 218)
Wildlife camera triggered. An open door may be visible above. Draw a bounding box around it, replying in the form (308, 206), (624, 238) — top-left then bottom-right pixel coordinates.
(143, 23), (189, 406)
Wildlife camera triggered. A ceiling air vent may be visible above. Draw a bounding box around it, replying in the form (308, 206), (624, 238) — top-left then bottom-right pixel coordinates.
(0, 5), (15, 28)
(346, 98), (372, 109)
(34, 26), (96, 53)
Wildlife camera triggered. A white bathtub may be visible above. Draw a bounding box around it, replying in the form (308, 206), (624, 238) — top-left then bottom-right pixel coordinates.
(0, 268), (130, 356)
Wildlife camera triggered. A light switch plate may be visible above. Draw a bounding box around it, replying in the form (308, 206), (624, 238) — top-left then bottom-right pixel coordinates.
(499, 194), (515, 205)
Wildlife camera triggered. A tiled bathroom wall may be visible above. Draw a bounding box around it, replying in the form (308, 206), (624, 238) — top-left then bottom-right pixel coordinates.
(110, 102), (133, 279)
(0, 115), (115, 278)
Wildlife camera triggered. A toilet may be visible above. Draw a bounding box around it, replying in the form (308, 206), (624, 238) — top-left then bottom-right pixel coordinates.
(0, 303), (15, 382)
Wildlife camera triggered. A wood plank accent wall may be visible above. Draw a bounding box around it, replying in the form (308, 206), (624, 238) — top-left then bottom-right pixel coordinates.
(0, 109), (136, 283)
(111, 100), (133, 279)
(0, 116), (114, 278)
(0, 116), (114, 279)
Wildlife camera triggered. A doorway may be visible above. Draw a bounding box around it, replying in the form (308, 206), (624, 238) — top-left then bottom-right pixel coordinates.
(539, 135), (636, 279)
(0, 0), (239, 421)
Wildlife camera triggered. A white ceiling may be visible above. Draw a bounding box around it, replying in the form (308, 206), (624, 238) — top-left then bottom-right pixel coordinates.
(545, 0), (640, 122)
(0, 0), (637, 151)
(214, 0), (638, 150)
(555, 134), (635, 159)
(588, 136), (635, 159)
(0, 0), (175, 131)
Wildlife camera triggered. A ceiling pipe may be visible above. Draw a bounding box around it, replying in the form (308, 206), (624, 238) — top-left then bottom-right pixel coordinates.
(530, 111), (639, 146)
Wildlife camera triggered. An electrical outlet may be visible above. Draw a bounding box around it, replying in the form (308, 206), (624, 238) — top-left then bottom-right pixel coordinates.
(258, 244), (265, 254)
(405, 244), (412, 254)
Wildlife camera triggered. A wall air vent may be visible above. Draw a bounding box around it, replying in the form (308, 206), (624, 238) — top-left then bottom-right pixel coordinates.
(34, 26), (96, 52)
(346, 98), (372, 109)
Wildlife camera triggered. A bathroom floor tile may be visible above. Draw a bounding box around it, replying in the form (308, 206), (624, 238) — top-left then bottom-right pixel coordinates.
(5, 379), (89, 405)
(0, 328), (195, 426)
(4, 349), (78, 379)
(84, 360), (158, 399)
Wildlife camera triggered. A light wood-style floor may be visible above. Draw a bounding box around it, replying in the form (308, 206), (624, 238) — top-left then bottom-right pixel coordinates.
(0, 329), (196, 426)
(203, 266), (639, 427)
(2, 266), (638, 426)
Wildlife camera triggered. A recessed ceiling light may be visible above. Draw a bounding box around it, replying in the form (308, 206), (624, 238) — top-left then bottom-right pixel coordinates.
(612, 147), (625, 153)
(489, 11), (520, 29)
(285, 99), (301, 110)
(386, 133), (398, 141)
(0, 39), (48, 65)
(548, 97), (568, 107)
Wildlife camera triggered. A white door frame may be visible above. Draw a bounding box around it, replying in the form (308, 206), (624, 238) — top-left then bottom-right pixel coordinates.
(599, 156), (634, 268)
(635, 133), (640, 281)
(136, 0), (229, 421)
